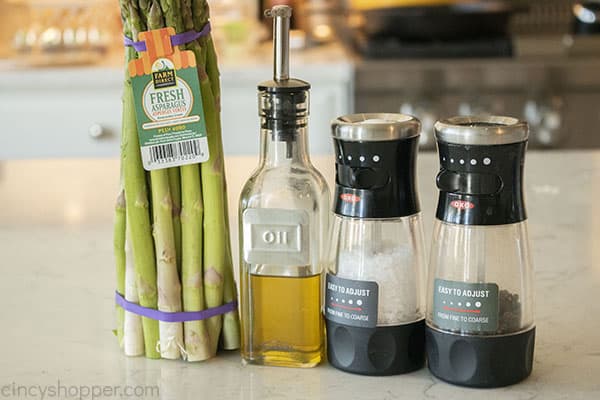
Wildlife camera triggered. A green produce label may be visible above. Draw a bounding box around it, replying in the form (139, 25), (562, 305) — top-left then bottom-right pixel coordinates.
(433, 279), (499, 333)
(128, 28), (209, 171)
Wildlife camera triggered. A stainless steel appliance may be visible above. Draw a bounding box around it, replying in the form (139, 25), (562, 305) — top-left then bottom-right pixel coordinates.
(355, 51), (600, 149)
(351, 1), (600, 149)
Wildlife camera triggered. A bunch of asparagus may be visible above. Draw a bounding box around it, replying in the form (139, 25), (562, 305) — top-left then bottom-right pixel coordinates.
(114, 0), (240, 360)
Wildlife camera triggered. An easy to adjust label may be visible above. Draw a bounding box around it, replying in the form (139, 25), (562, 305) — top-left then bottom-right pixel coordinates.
(242, 208), (310, 266)
(433, 279), (499, 333)
(129, 27), (209, 171)
(325, 274), (379, 328)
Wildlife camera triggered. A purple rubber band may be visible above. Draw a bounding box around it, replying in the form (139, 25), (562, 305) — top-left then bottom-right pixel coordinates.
(124, 22), (211, 52)
(115, 291), (237, 323)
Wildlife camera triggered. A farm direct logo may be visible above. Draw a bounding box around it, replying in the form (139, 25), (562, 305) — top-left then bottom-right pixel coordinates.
(143, 58), (193, 122)
(152, 58), (176, 89)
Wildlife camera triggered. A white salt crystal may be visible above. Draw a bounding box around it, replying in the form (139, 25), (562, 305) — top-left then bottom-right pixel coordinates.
(336, 242), (419, 326)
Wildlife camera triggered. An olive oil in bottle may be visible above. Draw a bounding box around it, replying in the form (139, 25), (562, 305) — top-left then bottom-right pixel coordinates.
(247, 273), (323, 365)
(238, 5), (330, 368)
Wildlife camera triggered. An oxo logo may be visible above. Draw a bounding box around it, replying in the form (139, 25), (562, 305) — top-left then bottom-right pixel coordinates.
(340, 193), (361, 203)
(450, 200), (475, 210)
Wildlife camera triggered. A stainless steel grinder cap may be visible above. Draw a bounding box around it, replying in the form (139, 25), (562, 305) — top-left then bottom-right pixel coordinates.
(434, 115), (529, 146)
(332, 113), (421, 142)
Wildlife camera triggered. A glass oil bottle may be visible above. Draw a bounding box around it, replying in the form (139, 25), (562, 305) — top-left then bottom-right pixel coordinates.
(238, 5), (330, 368)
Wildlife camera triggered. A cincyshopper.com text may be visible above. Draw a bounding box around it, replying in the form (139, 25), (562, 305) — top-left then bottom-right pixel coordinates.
(1, 381), (159, 400)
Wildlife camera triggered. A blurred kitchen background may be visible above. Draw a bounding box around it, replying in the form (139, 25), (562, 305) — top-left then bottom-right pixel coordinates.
(1, 0), (600, 159)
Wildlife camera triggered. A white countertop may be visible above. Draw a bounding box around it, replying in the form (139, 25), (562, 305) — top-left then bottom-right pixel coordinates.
(0, 151), (599, 399)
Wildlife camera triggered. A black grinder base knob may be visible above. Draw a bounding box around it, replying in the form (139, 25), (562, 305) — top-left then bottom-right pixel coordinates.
(426, 326), (535, 388)
(327, 319), (426, 376)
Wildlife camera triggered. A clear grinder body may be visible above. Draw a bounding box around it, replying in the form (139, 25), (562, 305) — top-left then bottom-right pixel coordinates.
(426, 116), (535, 387)
(325, 114), (427, 375)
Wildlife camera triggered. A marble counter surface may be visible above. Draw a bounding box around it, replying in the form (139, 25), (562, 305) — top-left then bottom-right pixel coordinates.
(0, 151), (599, 399)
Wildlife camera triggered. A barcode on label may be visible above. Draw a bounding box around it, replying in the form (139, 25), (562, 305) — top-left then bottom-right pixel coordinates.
(141, 137), (209, 170)
(148, 139), (203, 164)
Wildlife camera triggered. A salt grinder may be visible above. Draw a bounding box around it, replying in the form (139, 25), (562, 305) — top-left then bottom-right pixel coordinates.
(325, 114), (427, 375)
(426, 116), (536, 387)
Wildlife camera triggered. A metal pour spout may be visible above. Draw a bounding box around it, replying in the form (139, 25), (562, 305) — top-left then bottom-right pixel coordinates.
(265, 5), (292, 83)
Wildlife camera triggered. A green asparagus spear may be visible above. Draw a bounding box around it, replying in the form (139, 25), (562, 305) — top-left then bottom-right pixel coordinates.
(143, 0), (184, 360)
(122, 79), (160, 359)
(181, 163), (212, 360)
(114, 13), (132, 351)
(128, 0), (147, 35)
(204, 36), (240, 350)
(114, 190), (126, 348)
(147, 0), (164, 29)
(168, 168), (182, 275)
(189, 0), (240, 351)
(160, 0), (226, 356)
(159, 0), (184, 30)
(119, 0), (160, 360)
(151, 169), (183, 359)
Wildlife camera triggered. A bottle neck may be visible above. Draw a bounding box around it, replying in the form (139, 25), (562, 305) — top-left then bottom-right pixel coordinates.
(260, 124), (310, 167)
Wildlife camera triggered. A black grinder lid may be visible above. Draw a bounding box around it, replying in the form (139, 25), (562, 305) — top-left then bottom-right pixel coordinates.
(434, 115), (530, 225)
(332, 113), (422, 219)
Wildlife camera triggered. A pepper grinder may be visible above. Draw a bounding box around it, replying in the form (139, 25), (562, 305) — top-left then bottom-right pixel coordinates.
(426, 116), (536, 387)
(325, 114), (427, 375)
